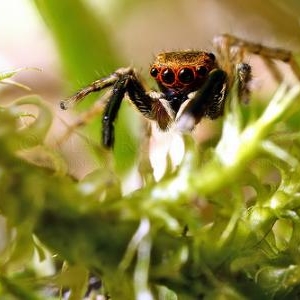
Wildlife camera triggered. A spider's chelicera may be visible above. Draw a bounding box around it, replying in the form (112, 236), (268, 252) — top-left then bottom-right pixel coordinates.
(61, 34), (300, 148)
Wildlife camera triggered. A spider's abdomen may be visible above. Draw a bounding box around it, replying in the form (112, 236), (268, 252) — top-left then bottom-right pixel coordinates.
(150, 51), (218, 96)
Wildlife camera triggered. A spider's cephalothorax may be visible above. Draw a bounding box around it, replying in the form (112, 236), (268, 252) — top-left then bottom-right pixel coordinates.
(148, 50), (228, 129)
(61, 34), (300, 148)
(150, 51), (218, 97)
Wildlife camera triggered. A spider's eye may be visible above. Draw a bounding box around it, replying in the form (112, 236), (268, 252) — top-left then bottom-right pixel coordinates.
(178, 68), (195, 84)
(161, 68), (175, 84)
(208, 52), (216, 61)
(150, 67), (159, 78)
(196, 66), (208, 76)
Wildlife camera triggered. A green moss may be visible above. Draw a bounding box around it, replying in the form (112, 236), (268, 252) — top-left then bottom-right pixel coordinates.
(1, 64), (300, 299)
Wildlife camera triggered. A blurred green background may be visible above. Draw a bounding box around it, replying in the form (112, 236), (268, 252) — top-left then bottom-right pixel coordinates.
(1, 0), (300, 177)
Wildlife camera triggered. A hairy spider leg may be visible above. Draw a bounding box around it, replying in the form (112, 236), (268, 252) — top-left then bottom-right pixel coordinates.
(177, 69), (228, 131)
(214, 34), (300, 83)
(126, 75), (173, 129)
(102, 75), (128, 147)
(102, 71), (176, 147)
(213, 35), (252, 104)
(60, 73), (119, 110)
(62, 68), (174, 148)
(213, 35), (254, 103)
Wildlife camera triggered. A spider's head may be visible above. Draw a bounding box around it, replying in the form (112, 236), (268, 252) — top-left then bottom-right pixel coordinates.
(150, 50), (218, 96)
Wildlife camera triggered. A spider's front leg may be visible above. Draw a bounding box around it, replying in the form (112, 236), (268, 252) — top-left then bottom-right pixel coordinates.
(61, 68), (173, 148)
(176, 69), (228, 131)
(102, 70), (173, 147)
(60, 68), (133, 148)
(60, 73), (120, 110)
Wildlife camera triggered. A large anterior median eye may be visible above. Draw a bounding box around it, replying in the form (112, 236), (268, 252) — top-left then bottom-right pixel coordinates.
(161, 68), (175, 84)
(178, 68), (195, 84)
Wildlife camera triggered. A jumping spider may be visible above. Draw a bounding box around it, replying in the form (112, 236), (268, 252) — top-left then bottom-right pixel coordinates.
(61, 34), (300, 148)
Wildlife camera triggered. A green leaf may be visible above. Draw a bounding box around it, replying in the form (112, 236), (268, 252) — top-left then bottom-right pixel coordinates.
(32, 0), (139, 173)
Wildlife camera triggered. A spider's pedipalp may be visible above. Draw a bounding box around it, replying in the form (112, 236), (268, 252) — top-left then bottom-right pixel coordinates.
(147, 91), (174, 130)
